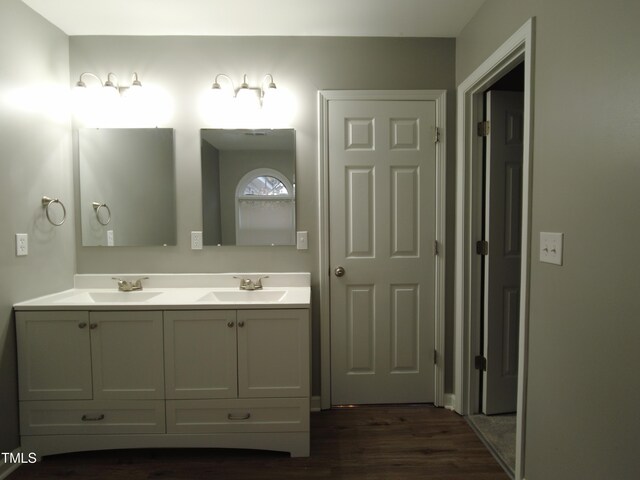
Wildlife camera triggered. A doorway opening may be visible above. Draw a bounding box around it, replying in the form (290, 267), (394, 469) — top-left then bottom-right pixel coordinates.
(469, 62), (525, 478)
(454, 18), (534, 480)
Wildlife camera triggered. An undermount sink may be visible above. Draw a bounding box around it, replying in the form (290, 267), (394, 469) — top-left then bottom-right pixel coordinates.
(198, 290), (287, 303)
(58, 291), (162, 303)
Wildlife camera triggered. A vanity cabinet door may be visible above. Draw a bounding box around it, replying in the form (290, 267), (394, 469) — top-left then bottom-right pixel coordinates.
(89, 311), (164, 400)
(164, 310), (238, 399)
(237, 309), (309, 398)
(16, 311), (92, 401)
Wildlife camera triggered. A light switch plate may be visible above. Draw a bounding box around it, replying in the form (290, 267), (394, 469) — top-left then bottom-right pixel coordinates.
(540, 232), (563, 265)
(296, 231), (308, 250)
(191, 231), (203, 250)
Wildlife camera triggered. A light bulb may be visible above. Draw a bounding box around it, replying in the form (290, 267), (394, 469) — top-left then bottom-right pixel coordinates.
(236, 87), (260, 115)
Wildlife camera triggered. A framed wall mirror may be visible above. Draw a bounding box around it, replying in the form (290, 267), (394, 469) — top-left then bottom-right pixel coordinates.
(78, 128), (176, 247)
(201, 129), (296, 246)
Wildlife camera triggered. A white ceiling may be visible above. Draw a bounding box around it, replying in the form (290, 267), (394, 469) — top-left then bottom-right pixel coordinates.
(21, 0), (486, 37)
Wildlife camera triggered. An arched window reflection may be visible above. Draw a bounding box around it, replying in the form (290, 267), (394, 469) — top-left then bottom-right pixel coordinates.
(235, 168), (295, 246)
(242, 175), (290, 196)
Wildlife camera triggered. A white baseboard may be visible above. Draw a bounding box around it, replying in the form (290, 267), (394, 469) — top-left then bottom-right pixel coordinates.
(310, 395), (321, 412)
(0, 448), (23, 480)
(444, 393), (456, 411)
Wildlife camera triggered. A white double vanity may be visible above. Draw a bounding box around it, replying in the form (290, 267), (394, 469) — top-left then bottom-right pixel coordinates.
(13, 273), (311, 458)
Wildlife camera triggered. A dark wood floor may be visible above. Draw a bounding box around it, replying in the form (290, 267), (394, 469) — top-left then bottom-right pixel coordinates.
(9, 405), (508, 480)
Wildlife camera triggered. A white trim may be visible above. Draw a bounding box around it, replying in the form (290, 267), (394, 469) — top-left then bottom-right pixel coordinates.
(0, 448), (24, 480)
(443, 394), (456, 411)
(454, 18), (534, 480)
(318, 89), (447, 410)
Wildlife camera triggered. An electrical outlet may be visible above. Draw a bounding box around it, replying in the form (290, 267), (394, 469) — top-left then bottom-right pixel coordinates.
(191, 231), (203, 250)
(16, 233), (28, 256)
(540, 232), (563, 265)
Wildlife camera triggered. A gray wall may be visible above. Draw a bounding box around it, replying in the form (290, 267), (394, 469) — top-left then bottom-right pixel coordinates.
(69, 36), (457, 395)
(457, 1), (640, 479)
(0, 0), (75, 465)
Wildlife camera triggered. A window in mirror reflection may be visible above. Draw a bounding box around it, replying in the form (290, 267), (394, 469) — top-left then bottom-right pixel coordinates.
(243, 175), (290, 196)
(201, 129), (296, 246)
(236, 169), (295, 246)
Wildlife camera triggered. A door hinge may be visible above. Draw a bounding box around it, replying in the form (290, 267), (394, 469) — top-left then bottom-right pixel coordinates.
(475, 355), (487, 371)
(434, 349), (438, 365)
(476, 240), (489, 256)
(477, 121), (491, 137)
(433, 127), (441, 144)
(433, 240), (439, 256)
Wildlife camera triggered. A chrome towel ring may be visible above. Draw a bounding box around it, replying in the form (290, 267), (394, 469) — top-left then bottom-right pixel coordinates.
(41, 196), (67, 226)
(92, 202), (112, 226)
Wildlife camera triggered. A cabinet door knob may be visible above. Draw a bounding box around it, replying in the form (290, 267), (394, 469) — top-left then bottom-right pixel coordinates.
(238, 321), (245, 328)
(90, 323), (98, 329)
(227, 321), (234, 328)
(78, 322), (87, 329)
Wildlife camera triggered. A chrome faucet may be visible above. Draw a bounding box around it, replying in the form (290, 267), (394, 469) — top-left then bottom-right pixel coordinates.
(234, 276), (269, 291)
(112, 277), (149, 292)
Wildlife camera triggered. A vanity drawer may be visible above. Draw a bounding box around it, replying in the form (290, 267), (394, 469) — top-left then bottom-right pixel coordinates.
(20, 400), (165, 435)
(166, 398), (309, 434)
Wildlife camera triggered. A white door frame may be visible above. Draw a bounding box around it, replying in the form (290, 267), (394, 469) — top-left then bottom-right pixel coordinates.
(318, 90), (447, 410)
(454, 19), (534, 480)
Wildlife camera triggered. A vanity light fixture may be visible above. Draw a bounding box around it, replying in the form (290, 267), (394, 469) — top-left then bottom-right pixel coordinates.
(209, 73), (278, 111)
(74, 71), (143, 96)
(72, 71), (152, 126)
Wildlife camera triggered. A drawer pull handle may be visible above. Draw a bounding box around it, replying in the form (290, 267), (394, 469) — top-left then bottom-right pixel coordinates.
(90, 323), (98, 330)
(81, 414), (105, 422)
(227, 321), (234, 328)
(238, 321), (245, 328)
(227, 413), (251, 421)
(78, 322), (87, 329)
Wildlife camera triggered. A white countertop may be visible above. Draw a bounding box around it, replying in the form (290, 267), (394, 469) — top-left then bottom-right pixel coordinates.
(14, 273), (311, 311)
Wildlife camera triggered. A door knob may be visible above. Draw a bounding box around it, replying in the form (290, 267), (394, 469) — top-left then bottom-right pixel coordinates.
(334, 266), (345, 277)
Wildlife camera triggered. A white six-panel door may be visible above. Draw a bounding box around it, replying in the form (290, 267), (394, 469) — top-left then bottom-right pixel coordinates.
(329, 100), (437, 405)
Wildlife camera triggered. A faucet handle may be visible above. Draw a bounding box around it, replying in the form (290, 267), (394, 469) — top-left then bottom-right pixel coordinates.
(112, 276), (148, 291)
(255, 276), (269, 288)
(233, 276), (253, 289)
(112, 277), (130, 291)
